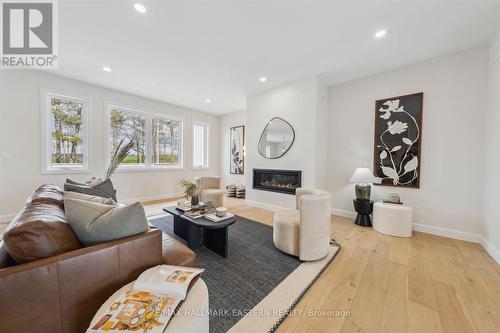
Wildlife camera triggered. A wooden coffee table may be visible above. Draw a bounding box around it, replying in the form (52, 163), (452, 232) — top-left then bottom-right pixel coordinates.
(163, 206), (236, 258)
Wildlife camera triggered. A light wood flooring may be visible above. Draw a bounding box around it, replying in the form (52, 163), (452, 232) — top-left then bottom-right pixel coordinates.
(145, 197), (500, 333)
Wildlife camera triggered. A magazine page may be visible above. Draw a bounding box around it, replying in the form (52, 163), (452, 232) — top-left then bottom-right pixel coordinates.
(87, 289), (181, 333)
(133, 265), (204, 300)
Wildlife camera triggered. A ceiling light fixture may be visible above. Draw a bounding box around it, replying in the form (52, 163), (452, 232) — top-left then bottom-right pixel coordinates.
(102, 66), (112, 72)
(259, 77), (267, 82)
(205, 99), (212, 103)
(134, 3), (146, 13)
(375, 29), (387, 38)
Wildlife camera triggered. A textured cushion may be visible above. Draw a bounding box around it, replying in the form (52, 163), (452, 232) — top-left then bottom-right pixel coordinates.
(29, 183), (64, 208)
(3, 202), (82, 264)
(64, 178), (117, 201)
(273, 209), (300, 256)
(63, 191), (116, 205)
(64, 199), (149, 246)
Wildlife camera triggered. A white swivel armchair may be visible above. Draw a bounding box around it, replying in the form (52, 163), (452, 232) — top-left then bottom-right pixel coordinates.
(194, 176), (224, 208)
(273, 188), (331, 261)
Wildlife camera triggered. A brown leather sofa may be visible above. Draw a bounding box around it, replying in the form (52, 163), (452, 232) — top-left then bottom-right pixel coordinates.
(0, 184), (196, 333)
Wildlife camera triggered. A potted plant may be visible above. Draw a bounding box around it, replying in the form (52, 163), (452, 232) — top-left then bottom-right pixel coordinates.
(179, 180), (199, 206)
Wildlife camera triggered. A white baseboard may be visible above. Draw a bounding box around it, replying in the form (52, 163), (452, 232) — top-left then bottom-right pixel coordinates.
(244, 199), (290, 212)
(120, 192), (184, 204)
(480, 237), (500, 265)
(412, 223), (482, 243)
(331, 208), (483, 243)
(331, 208), (357, 219)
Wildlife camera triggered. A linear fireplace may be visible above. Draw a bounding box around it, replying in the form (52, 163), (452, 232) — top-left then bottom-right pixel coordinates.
(253, 169), (302, 195)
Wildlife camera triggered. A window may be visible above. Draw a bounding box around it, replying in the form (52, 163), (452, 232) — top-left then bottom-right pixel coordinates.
(152, 116), (182, 165)
(42, 92), (88, 172)
(109, 107), (146, 165)
(107, 105), (183, 169)
(193, 122), (209, 168)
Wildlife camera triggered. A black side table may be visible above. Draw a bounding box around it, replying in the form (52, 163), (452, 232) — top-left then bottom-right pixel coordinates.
(353, 199), (374, 227)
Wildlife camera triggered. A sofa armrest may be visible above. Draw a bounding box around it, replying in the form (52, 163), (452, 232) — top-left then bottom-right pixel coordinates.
(0, 229), (163, 333)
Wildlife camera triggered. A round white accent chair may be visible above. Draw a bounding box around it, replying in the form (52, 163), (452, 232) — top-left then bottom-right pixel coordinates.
(373, 202), (413, 237)
(273, 188), (331, 261)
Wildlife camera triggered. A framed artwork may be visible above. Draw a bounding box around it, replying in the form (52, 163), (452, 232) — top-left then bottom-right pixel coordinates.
(230, 125), (244, 174)
(373, 92), (423, 188)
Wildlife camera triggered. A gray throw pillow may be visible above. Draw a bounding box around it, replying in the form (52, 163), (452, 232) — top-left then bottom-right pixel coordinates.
(63, 191), (117, 205)
(64, 178), (117, 201)
(64, 198), (149, 246)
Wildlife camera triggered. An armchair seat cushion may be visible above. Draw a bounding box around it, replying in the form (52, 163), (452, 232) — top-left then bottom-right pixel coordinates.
(273, 209), (300, 256)
(200, 189), (223, 208)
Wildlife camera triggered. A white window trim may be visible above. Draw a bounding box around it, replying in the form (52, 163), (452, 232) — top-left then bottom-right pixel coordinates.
(192, 121), (210, 170)
(104, 102), (184, 172)
(40, 89), (90, 174)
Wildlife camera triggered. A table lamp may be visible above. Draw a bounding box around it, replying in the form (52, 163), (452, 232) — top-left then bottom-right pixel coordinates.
(349, 167), (378, 201)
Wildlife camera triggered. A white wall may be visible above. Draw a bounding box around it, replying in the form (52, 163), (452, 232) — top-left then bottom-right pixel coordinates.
(218, 110), (246, 188)
(0, 70), (218, 219)
(328, 47), (489, 238)
(245, 75), (327, 209)
(482, 32), (500, 262)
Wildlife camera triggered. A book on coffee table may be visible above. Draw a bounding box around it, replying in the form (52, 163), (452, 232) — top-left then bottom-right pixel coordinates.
(87, 265), (204, 333)
(204, 212), (235, 223)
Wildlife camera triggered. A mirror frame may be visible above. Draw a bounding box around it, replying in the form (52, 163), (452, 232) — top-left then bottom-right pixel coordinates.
(258, 117), (296, 159)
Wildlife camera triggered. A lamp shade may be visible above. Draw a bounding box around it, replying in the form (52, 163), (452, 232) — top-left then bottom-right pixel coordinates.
(349, 167), (378, 183)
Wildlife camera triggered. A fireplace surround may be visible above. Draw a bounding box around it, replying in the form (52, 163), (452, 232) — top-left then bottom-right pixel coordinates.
(252, 169), (302, 195)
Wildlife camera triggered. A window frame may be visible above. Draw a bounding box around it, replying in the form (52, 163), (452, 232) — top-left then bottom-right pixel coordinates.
(41, 89), (90, 174)
(104, 103), (184, 172)
(192, 121), (210, 169)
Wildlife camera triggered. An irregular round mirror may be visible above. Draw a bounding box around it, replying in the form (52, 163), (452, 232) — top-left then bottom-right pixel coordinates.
(258, 117), (295, 159)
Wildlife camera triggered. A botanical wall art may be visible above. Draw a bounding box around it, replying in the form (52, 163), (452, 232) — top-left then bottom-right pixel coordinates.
(230, 125), (244, 174)
(373, 92), (423, 188)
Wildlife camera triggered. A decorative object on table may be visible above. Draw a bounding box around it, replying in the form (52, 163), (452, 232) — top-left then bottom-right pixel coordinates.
(374, 92), (423, 188)
(383, 193), (403, 204)
(258, 117), (295, 159)
(105, 139), (135, 179)
(215, 207), (227, 217)
(349, 167), (378, 201)
(353, 199), (374, 227)
(235, 185), (246, 198)
(64, 177), (117, 201)
(225, 184), (236, 197)
(230, 125), (245, 174)
(179, 179), (199, 206)
(373, 202), (412, 237)
(205, 211), (234, 223)
(273, 188), (331, 261)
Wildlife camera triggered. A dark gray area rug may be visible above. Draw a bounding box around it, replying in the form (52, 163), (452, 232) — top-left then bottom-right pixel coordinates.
(149, 214), (302, 333)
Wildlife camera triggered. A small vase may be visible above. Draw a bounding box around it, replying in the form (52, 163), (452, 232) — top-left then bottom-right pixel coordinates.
(191, 196), (199, 206)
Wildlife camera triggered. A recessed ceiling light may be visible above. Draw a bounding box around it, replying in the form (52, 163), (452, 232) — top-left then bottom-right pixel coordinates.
(102, 66), (111, 72)
(375, 29), (387, 38)
(259, 77), (267, 82)
(205, 99), (212, 103)
(134, 3), (146, 13)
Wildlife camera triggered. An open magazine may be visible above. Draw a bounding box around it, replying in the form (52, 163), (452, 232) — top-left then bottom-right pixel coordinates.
(87, 265), (204, 333)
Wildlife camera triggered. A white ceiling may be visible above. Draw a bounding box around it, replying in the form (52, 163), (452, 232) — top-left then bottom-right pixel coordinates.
(55, 0), (500, 114)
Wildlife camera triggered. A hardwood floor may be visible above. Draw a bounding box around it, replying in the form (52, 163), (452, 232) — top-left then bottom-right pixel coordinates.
(144, 197), (500, 333)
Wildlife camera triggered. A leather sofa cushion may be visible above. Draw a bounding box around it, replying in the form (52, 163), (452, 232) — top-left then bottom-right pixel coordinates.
(29, 183), (65, 208)
(3, 202), (82, 264)
(161, 232), (196, 267)
(0, 241), (14, 269)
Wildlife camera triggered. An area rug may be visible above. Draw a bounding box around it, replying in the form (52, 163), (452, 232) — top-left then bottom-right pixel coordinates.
(149, 214), (340, 333)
